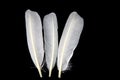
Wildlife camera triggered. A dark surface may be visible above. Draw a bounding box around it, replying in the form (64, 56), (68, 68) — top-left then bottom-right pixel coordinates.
(3, 0), (111, 80)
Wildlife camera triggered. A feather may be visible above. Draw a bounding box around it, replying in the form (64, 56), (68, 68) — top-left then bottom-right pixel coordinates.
(25, 10), (44, 77)
(57, 12), (84, 78)
(43, 13), (58, 77)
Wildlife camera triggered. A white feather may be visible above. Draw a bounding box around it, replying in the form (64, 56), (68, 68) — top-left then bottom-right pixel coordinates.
(25, 10), (44, 77)
(43, 13), (58, 77)
(57, 12), (84, 78)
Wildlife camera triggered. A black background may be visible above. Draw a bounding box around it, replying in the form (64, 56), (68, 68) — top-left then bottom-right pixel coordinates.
(2, 0), (114, 80)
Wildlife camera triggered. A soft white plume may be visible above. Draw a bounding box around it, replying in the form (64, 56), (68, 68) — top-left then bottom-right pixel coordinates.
(57, 12), (84, 78)
(43, 13), (58, 77)
(25, 10), (44, 77)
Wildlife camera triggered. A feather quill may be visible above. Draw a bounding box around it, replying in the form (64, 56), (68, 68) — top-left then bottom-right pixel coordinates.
(57, 12), (84, 78)
(25, 10), (44, 77)
(43, 13), (58, 77)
